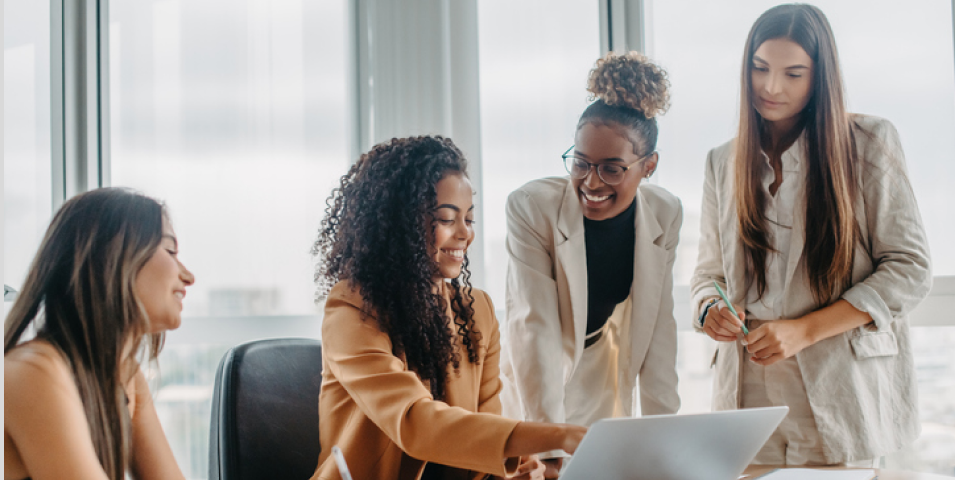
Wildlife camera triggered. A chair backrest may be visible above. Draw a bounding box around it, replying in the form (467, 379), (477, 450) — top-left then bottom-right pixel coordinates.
(209, 338), (323, 480)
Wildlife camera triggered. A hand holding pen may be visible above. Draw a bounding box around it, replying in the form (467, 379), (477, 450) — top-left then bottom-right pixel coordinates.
(702, 282), (749, 343)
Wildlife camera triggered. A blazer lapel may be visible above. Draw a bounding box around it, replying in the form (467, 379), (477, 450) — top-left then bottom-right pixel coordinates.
(624, 188), (666, 375)
(781, 137), (807, 309)
(555, 180), (589, 367)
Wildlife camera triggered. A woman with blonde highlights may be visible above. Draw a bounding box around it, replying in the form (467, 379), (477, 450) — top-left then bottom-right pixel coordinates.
(502, 52), (682, 472)
(692, 4), (931, 466)
(4, 188), (194, 480)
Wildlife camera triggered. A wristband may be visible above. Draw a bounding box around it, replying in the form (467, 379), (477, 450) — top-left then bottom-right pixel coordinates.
(697, 298), (719, 329)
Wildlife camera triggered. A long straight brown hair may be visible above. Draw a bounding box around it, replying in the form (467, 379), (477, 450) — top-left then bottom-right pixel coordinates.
(735, 4), (859, 304)
(4, 188), (166, 480)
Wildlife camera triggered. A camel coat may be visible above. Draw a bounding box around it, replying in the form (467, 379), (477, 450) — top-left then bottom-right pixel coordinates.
(312, 282), (520, 480)
(501, 178), (682, 430)
(690, 115), (933, 463)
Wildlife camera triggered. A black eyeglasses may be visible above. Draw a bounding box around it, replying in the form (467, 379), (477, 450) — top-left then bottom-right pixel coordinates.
(561, 145), (650, 186)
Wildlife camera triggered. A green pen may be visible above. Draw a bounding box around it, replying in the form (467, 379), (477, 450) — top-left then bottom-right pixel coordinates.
(713, 281), (749, 335)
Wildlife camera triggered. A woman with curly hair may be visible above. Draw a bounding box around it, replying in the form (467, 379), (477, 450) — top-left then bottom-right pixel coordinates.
(310, 135), (586, 480)
(4, 187), (194, 480)
(692, 4), (931, 465)
(501, 52), (682, 470)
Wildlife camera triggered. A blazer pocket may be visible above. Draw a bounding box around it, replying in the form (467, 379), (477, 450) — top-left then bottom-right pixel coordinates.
(849, 331), (899, 359)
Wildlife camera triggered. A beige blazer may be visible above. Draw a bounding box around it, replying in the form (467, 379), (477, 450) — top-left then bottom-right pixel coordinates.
(312, 282), (520, 480)
(501, 177), (682, 425)
(691, 115), (933, 463)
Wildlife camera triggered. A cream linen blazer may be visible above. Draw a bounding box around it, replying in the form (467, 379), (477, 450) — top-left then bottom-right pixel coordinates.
(501, 176), (682, 426)
(691, 115), (933, 463)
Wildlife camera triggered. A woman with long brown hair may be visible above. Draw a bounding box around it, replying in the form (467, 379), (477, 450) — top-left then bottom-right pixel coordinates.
(692, 4), (931, 466)
(4, 188), (194, 480)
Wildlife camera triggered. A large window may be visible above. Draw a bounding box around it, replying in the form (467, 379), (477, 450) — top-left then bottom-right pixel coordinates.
(109, 1), (348, 476)
(477, 0), (601, 306)
(110, 0), (350, 318)
(648, 0), (955, 474)
(4, 0), (52, 301)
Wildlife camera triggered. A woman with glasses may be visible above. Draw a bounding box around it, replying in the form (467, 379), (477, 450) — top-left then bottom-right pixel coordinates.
(692, 4), (931, 465)
(501, 51), (681, 470)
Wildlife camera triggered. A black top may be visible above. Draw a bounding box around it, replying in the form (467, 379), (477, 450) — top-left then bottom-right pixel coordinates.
(584, 199), (636, 334)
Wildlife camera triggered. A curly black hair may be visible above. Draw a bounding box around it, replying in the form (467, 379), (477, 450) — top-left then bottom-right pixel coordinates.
(313, 135), (481, 400)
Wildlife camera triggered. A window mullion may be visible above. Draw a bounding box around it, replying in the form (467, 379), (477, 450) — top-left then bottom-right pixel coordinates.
(50, 0), (109, 211)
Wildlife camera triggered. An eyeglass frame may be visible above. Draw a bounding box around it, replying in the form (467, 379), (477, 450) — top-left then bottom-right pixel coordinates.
(561, 145), (654, 185)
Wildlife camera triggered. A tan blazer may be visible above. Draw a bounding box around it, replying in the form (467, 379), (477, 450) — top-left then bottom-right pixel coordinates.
(501, 177), (682, 425)
(312, 282), (520, 480)
(691, 115), (933, 463)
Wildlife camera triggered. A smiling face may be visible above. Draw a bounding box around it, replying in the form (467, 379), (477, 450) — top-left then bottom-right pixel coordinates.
(430, 172), (475, 282)
(751, 38), (814, 135)
(134, 216), (195, 333)
(572, 122), (657, 221)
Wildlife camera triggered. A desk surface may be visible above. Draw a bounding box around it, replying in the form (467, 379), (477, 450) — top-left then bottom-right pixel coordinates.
(743, 465), (954, 479)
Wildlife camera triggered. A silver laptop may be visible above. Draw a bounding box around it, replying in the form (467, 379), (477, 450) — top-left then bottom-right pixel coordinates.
(561, 406), (788, 480)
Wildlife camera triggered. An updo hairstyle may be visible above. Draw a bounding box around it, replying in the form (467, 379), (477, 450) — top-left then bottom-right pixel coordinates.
(579, 51), (670, 156)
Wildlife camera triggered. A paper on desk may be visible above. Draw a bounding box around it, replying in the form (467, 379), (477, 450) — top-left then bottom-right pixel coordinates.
(755, 469), (876, 480)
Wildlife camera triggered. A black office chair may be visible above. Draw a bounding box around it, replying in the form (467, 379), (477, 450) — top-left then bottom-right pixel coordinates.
(209, 338), (323, 480)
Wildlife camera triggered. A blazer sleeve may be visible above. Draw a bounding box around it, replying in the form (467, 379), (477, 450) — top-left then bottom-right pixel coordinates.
(639, 200), (683, 415)
(504, 189), (567, 425)
(322, 292), (520, 476)
(690, 147), (727, 328)
(840, 118), (933, 331)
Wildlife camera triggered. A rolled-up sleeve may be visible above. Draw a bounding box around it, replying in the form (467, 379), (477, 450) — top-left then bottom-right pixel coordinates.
(841, 118), (932, 331)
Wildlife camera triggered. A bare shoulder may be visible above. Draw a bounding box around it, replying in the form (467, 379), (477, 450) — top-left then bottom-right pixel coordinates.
(5, 339), (86, 429)
(5, 340), (75, 391)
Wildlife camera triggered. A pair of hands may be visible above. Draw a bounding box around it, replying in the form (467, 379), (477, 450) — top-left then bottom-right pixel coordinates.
(702, 301), (815, 366)
(494, 455), (555, 480)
